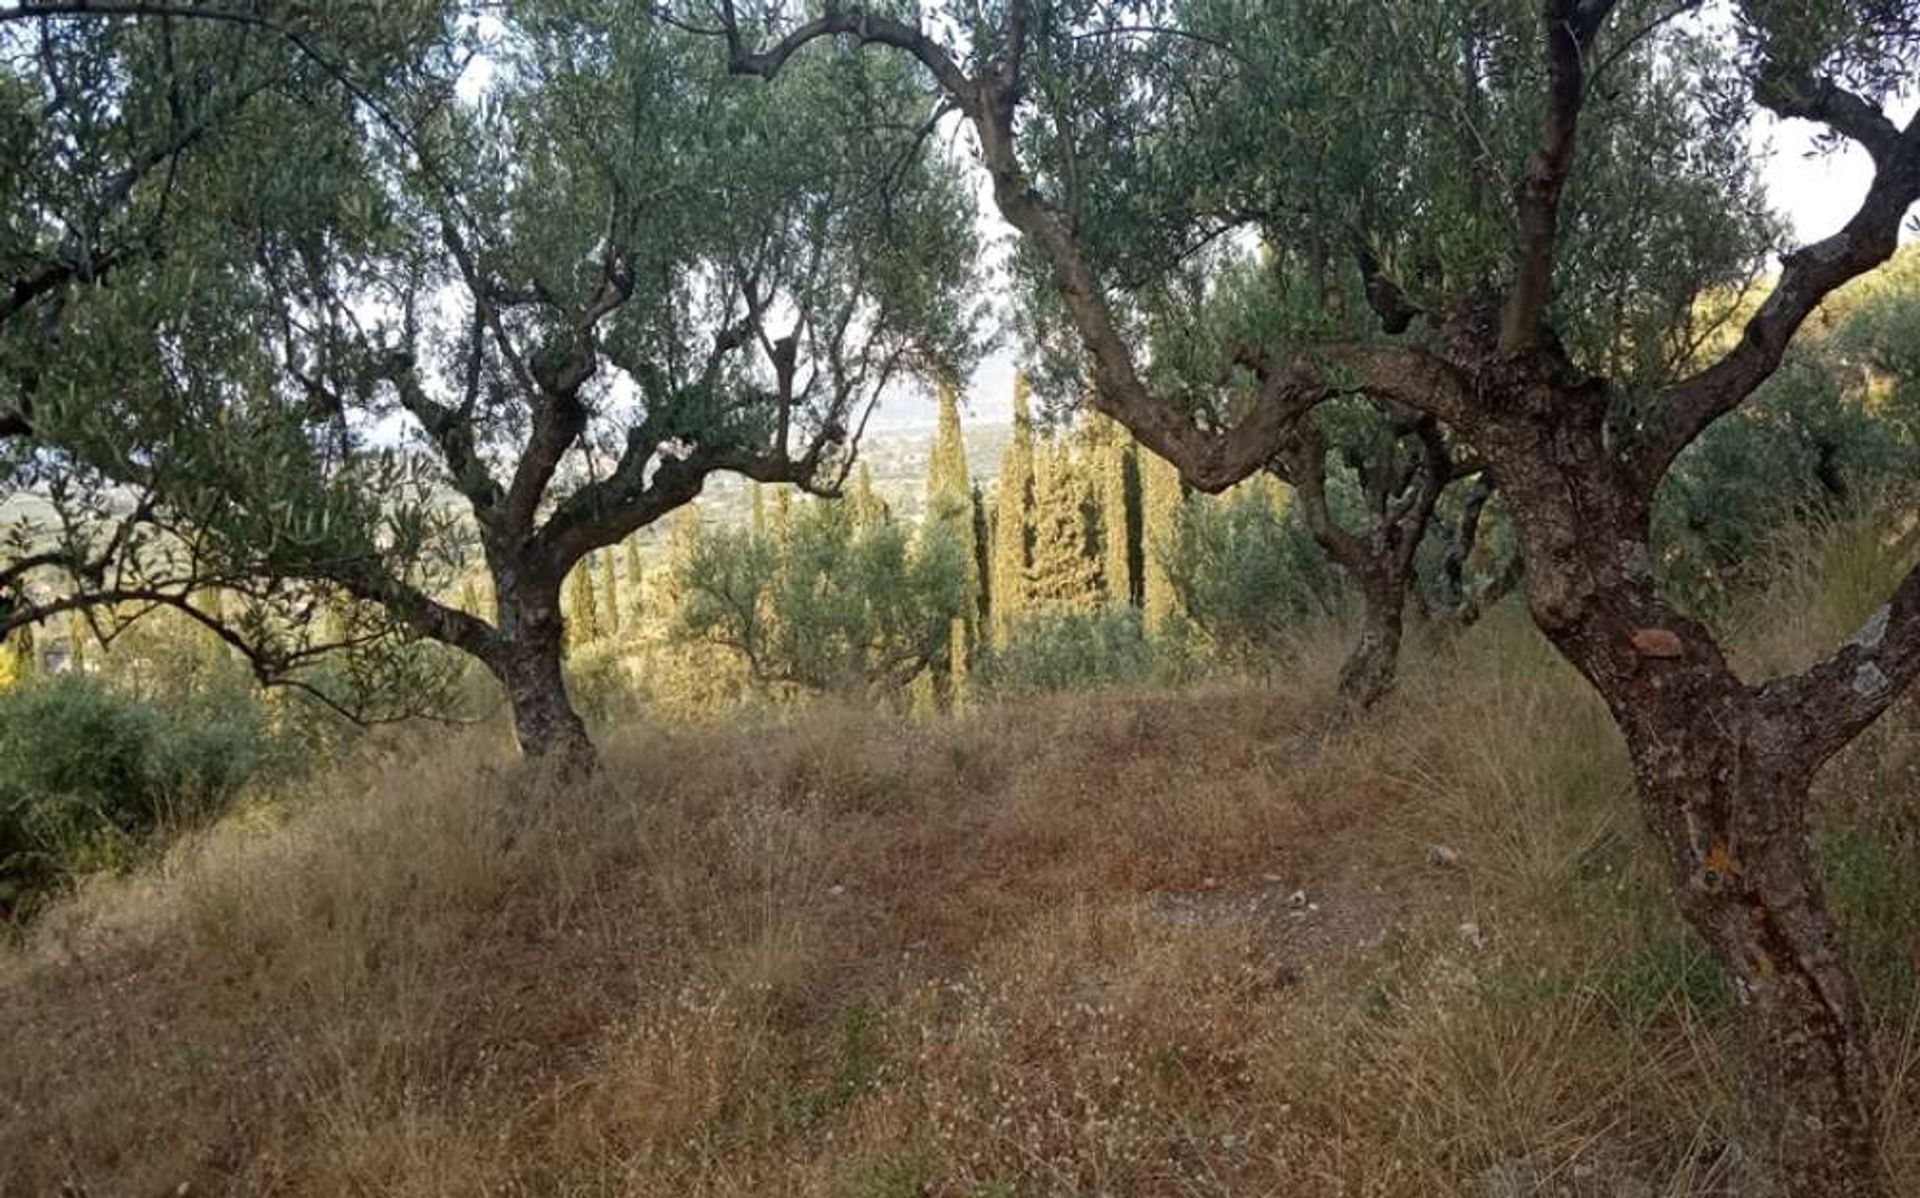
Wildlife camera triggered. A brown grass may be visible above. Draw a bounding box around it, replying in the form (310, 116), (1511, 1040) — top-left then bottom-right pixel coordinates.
(5, 597), (1918, 1196)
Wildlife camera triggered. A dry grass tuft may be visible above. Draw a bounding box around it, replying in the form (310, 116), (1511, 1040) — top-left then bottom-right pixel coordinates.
(5, 532), (1919, 1196)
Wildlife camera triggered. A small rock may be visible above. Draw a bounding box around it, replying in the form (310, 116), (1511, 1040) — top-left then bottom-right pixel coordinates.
(1262, 872), (1284, 884)
(1287, 889), (1308, 907)
(827, 884), (846, 897)
(1457, 921), (1485, 950)
(1426, 843), (1462, 868)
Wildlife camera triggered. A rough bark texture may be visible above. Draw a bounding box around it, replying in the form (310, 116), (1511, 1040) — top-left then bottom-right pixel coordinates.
(492, 573), (596, 771)
(1488, 381), (1893, 1197)
(1337, 568), (1406, 709)
(1276, 409), (1454, 711)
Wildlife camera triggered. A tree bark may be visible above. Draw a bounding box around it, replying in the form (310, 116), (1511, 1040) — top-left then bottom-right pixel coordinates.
(1337, 566), (1406, 709)
(1503, 444), (1889, 1196)
(1571, 612), (1882, 1194)
(492, 573), (596, 772)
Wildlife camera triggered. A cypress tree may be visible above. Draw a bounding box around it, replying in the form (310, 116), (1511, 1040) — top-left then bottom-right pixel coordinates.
(601, 548), (621, 636)
(769, 486), (792, 546)
(1027, 435), (1100, 609)
(623, 537), (644, 624)
(0, 625), (34, 691)
(1141, 447), (1185, 631)
(990, 371), (1036, 646)
(947, 615), (971, 712)
(925, 382), (980, 628)
(849, 461), (886, 531)
(1096, 416), (1135, 606)
(970, 481), (991, 625)
(65, 610), (88, 673)
(567, 554), (601, 649)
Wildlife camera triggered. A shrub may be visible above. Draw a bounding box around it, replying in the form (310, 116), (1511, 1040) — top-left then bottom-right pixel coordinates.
(0, 674), (268, 918)
(985, 607), (1176, 695)
(1164, 484), (1347, 662)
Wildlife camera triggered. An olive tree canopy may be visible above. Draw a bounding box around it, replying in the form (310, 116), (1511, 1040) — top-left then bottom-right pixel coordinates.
(1, 1), (982, 760)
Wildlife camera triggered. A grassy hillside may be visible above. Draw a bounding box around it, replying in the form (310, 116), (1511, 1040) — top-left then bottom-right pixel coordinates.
(4, 539), (1917, 1196)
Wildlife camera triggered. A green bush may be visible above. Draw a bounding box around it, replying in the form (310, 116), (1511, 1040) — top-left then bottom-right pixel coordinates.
(985, 607), (1179, 696)
(1164, 484), (1348, 662)
(0, 673), (268, 919)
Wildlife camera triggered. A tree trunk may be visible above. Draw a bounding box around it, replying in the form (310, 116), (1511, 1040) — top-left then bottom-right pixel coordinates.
(1519, 503), (1887, 1194)
(1338, 569), (1405, 709)
(494, 574), (597, 771)
(1606, 658), (1883, 1195)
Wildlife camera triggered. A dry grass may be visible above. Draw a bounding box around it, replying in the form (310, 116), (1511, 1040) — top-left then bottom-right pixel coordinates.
(5, 568), (1918, 1196)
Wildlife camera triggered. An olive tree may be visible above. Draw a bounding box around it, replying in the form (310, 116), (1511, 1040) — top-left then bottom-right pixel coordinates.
(3, 2), (978, 765)
(0, 4), (464, 724)
(713, 0), (1920, 1190)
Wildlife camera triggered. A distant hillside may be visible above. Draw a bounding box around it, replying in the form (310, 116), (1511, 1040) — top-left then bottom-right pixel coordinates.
(652, 421), (1014, 545)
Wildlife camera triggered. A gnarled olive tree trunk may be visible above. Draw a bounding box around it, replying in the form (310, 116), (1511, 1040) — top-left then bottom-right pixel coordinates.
(1276, 409), (1457, 710)
(490, 569), (596, 771)
(1502, 418), (1902, 1196)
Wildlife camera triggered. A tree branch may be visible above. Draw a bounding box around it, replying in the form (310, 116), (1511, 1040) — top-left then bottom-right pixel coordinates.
(1636, 112), (1920, 491)
(1500, 0), (1616, 354)
(1760, 553), (1920, 769)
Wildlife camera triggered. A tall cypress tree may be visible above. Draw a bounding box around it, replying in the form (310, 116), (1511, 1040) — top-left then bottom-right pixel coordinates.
(1027, 435), (1100, 609)
(601, 548), (621, 636)
(849, 461), (886, 531)
(623, 537), (644, 625)
(1140, 447), (1185, 631)
(567, 554), (601, 650)
(947, 616), (971, 712)
(65, 610), (88, 673)
(769, 486), (793, 546)
(1095, 416), (1135, 606)
(924, 382), (980, 630)
(0, 625), (35, 691)
(990, 371), (1036, 647)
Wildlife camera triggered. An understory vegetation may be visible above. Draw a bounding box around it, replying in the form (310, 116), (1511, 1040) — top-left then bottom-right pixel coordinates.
(3, 508), (1915, 1197)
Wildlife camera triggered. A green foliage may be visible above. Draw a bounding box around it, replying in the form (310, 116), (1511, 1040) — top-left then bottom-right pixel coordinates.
(1657, 258), (1920, 612)
(669, 495), (965, 700)
(0, 674), (269, 917)
(1166, 481), (1348, 661)
(986, 607), (1176, 697)
(1095, 417), (1137, 606)
(1026, 436), (1101, 610)
(600, 551), (622, 638)
(622, 538), (645, 625)
(0, 625), (35, 691)
(925, 382), (981, 627)
(1139, 449), (1185, 631)
(990, 373), (1037, 647)
(2, 3), (981, 755)
(567, 557), (602, 650)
